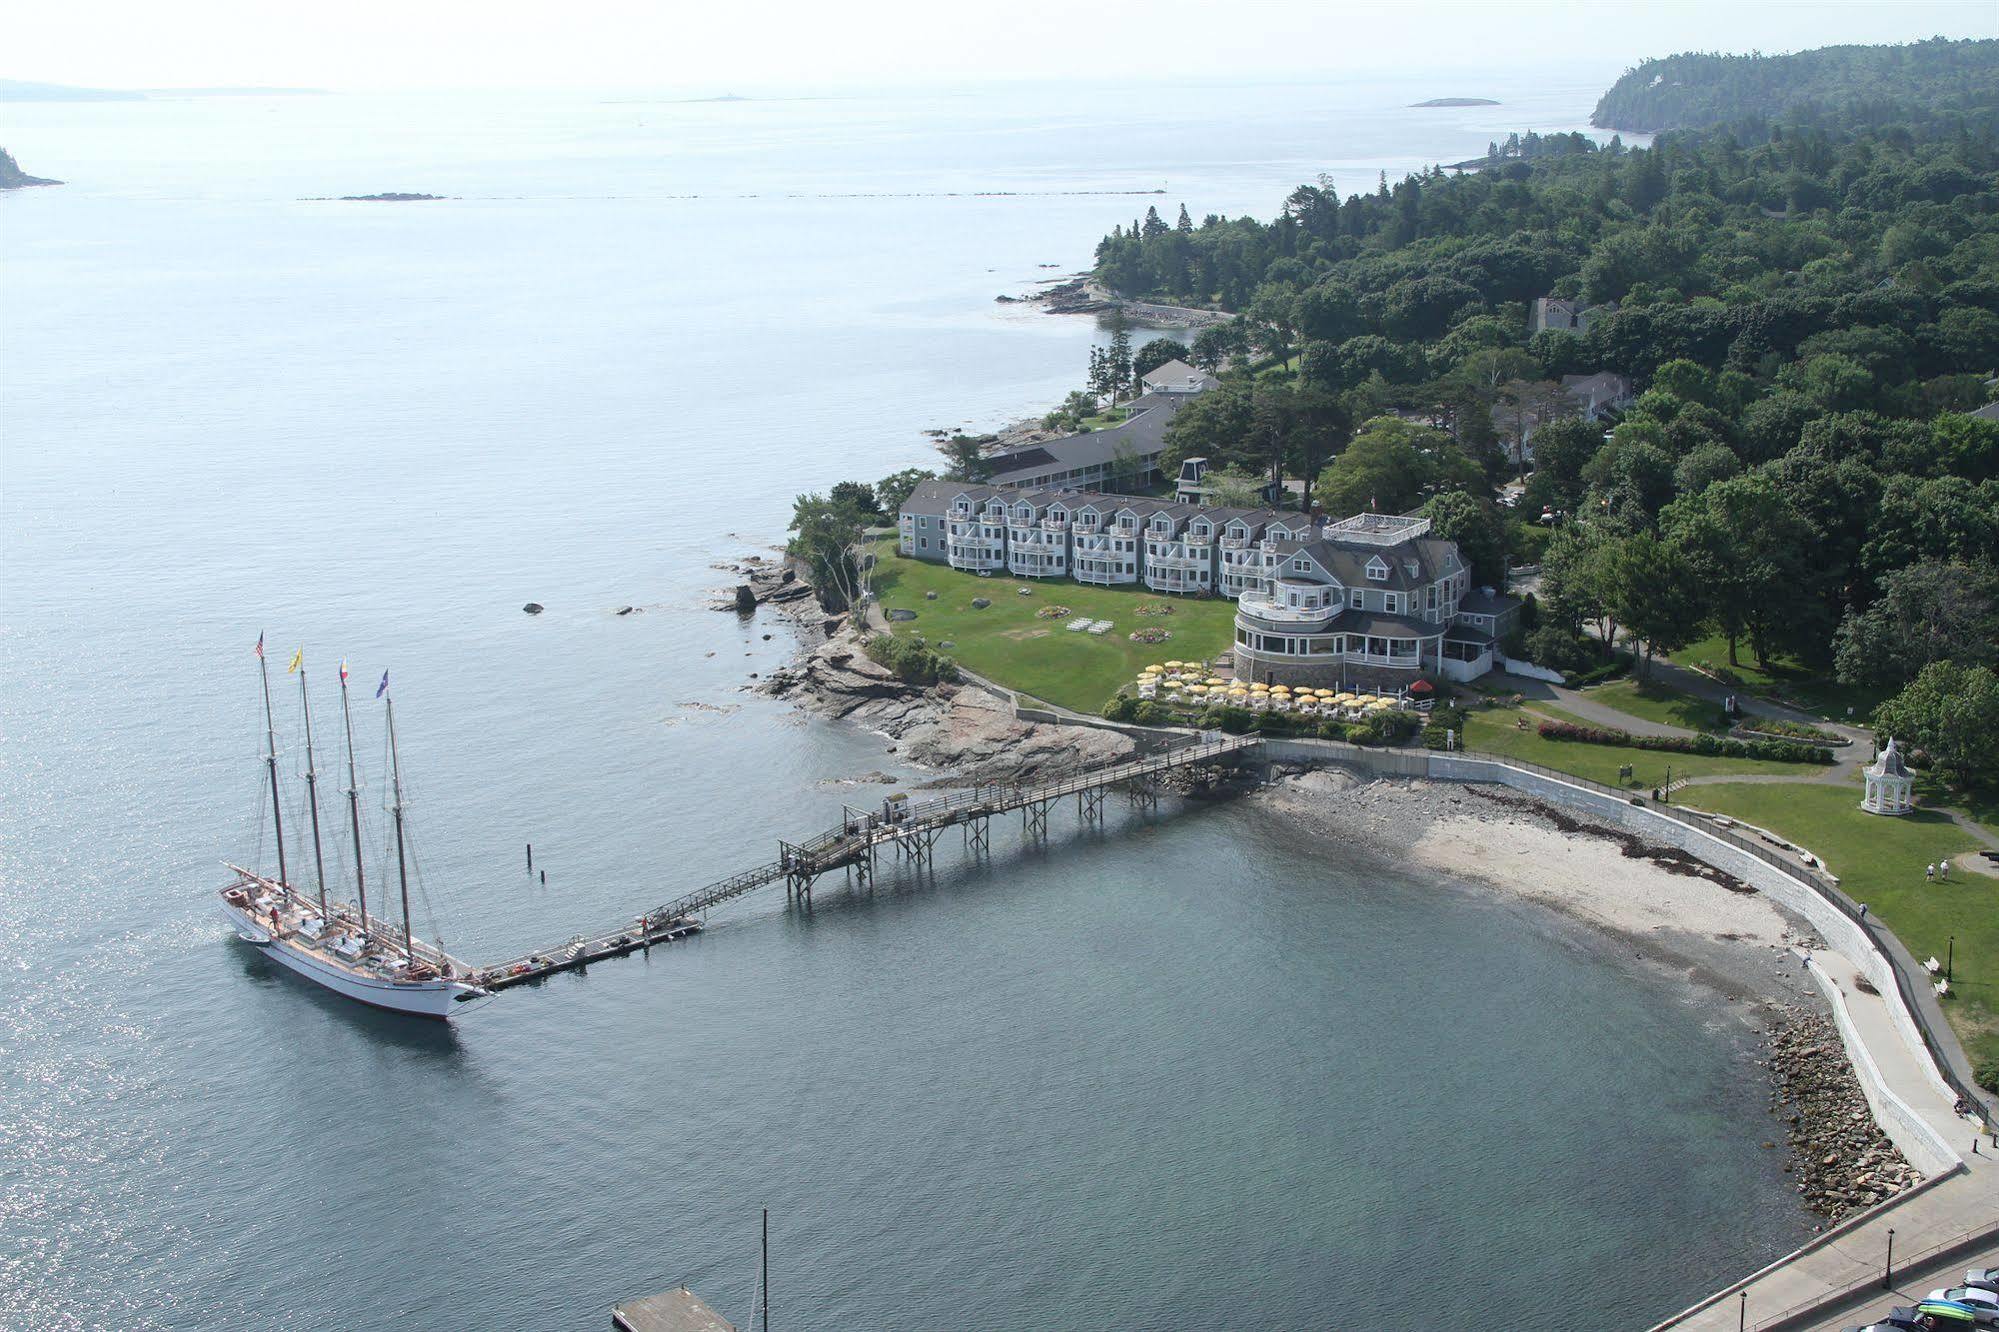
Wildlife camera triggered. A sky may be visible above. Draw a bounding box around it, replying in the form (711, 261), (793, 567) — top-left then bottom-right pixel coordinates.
(6, 0), (1997, 94)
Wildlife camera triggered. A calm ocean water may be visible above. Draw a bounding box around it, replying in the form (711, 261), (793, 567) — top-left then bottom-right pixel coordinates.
(1, 76), (1801, 1330)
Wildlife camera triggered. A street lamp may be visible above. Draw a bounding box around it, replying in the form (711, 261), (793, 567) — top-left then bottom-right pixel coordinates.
(1883, 1227), (1895, 1289)
(1947, 935), (1955, 982)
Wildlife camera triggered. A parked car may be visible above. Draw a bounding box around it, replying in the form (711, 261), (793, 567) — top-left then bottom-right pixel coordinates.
(1968, 1270), (1999, 1294)
(1923, 1288), (1999, 1326)
(1849, 1307), (1926, 1331)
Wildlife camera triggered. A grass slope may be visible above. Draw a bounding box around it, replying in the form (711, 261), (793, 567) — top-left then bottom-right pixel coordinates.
(871, 549), (1238, 712)
(1459, 707), (1827, 788)
(1582, 678), (1726, 733)
(1667, 634), (1886, 719)
(1681, 781), (1996, 1073)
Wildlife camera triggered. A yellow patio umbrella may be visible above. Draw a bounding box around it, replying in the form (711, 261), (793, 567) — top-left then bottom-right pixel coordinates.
(1164, 660), (1184, 668)
(1185, 683), (1207, 695)
(1315, 689), (1336, 697)
(1250, 682), (1270, 691)
(1145, 664), (1165, 673)
(1205, 677), (1226, 686)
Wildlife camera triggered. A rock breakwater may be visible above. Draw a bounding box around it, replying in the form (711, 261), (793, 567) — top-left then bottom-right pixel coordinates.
(1764, 1014), (1921, 1223)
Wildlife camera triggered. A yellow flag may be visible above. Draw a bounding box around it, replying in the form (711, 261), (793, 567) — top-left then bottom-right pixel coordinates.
(287, 648), (303, 674)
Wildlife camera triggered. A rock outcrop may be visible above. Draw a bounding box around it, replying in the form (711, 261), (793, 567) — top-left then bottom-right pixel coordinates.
(759, 630), (1136, 782)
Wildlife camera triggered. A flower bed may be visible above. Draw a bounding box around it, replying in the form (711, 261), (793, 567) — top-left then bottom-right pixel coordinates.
(1733, 719), (1846, 745)
(1034, 605), (1073, 620)
(1536, 719), (1834, 764)
(1128, 627), (1173, 644)
(1135, 600), (1176, 617)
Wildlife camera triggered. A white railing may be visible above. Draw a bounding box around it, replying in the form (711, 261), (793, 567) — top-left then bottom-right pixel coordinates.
(1237, 596), (1338, 624)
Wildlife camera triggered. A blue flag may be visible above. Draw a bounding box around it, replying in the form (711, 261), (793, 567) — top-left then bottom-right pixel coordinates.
(376, 670), (390, 699)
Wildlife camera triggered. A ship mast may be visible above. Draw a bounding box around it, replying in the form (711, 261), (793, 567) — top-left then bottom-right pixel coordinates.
(298, 659), (330, 918)
(339, 665), (371, 944)
(386, 696), (416, 962)
(259, 636), (289, 890)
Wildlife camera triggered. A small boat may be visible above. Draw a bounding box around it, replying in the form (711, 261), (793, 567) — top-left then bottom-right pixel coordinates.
(218, 642), (487, 1020)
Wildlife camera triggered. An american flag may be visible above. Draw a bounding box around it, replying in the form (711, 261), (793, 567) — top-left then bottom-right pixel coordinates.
(254, 631), (264, 659)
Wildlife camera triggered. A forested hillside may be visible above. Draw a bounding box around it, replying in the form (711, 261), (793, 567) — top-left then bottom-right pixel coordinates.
(1086, 46), (1999, 783)
(1591, 38), (1999, 135)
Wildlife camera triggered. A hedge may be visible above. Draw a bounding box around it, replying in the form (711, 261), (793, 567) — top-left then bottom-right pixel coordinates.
(1536, 719), (1833, 764)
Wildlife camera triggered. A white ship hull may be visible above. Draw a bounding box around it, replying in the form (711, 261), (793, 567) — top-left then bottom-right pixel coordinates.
(221, 887), (486, 1021)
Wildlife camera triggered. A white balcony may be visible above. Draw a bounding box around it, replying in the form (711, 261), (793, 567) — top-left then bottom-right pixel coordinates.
(1237, 595), (1339, 625)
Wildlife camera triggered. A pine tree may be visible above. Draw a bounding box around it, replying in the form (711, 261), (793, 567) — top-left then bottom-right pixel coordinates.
(1176, 203), (1192, 232)
(1106, 308), (1133, 401)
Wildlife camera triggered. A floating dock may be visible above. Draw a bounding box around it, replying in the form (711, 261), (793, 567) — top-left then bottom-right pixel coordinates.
(612, 1286), (736, 1332)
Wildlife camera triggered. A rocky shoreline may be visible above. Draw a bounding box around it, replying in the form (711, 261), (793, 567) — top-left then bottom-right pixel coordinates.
(998, 274), (1232, 330)
(1763, 1014), (1921, 1224)
(756, 625), (1138, 783)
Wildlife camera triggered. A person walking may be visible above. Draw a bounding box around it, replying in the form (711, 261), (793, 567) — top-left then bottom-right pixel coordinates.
(1926, 863), (1936, 881)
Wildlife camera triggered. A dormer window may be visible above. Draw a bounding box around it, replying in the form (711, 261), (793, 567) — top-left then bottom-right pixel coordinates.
(1291, 557), (1309, 572)
(1366, 557), (1388, 581)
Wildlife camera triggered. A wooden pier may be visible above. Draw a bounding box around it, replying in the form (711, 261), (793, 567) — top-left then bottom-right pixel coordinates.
(474, 736), (1259, 991)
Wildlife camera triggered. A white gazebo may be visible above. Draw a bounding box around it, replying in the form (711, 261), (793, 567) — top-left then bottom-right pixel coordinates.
(1861, 737), (1915, 816)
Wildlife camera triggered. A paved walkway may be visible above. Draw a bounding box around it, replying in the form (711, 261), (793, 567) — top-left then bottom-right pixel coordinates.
(1660, 953), (1999, 1330)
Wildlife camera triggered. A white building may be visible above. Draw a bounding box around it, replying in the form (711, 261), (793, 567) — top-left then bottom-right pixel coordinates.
(1861, 738), (1915, 816)
(899, 485), (1503, 686)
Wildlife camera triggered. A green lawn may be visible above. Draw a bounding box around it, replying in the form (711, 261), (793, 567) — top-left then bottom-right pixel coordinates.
(1680, 780), (1997, 1073)
(1582, 677), (1728, 734)
(1667, 634), (1886, 720)
(871, 548), (1240, 713)
(1458, 707), (1833, 789)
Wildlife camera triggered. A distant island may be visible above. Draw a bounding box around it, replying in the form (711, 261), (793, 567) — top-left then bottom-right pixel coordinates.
(1410, 97), (1500, 108)
(0, 147), (61, 189)
(301, 192), (447, 202)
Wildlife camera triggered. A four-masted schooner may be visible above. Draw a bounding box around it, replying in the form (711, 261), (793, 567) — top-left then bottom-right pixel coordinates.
(219, 636), (488, 1019)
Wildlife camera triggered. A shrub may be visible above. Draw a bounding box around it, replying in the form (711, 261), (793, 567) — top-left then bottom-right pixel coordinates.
(864, 633), (958, 686)
(1423, 705), (1471, 750)
(1523, 625), (1597, 673)
(1130, 701), (1175, 727)
(1563, 652), (1634, 688)
(1977, 1059), (1999, 1095)
(1317, 719), (1352, 742)
(1102, 693), (1137, 722)
(1535, 719), (1832, 764)
(1202, 705), (1258, 735)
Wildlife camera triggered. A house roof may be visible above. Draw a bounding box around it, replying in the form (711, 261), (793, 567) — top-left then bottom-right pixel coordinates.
(1141, 358), (1220, 391)
(1869, 738), (1911, 779)
(1969, 401), (1999, 423)
(1459, 589), (1521, 616)
(900, 479), (998, 516)
(1333, 609), (1442, 639)
(982, 392), (1187, 485)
